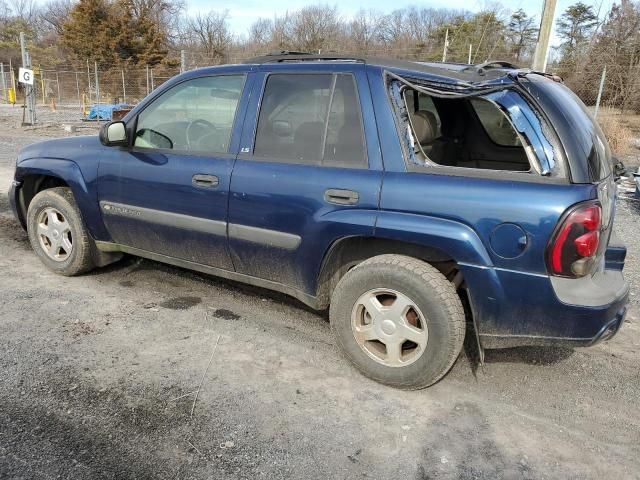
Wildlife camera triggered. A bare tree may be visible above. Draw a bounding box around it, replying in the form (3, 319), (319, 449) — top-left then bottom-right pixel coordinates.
(348, 9), (385, 54)
(40, 0), (73, 35)
(127, 0), (185, 43)
(186, 10), (232, 60)
(249, 17), (273, 47)
(289, 5), (340, 52)
(9, 0), (37, 21)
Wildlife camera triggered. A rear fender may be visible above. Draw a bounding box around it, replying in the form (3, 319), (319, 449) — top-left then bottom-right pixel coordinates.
(375, 211), (504, 334)
(374, 211), (493, 266)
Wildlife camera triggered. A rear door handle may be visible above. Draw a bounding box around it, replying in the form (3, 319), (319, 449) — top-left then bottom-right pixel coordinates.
(324, 188), (359, 205)
(192, 174), (219, 188)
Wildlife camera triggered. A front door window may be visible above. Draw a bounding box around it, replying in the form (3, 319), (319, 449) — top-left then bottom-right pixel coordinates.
(134, 75), (245, 154)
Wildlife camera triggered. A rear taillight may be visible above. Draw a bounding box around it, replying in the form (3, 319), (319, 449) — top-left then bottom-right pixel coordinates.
(547, 202), (602, 277)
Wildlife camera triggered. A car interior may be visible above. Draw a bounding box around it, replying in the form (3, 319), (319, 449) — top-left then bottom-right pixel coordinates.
(402, 88), (531, 172)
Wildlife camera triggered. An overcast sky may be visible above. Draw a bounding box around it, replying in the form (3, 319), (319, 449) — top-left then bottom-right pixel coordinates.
(188, 0), (615, 45)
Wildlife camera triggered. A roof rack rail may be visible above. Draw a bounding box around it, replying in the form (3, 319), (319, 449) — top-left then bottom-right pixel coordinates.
(242, 51), (365, 65)
(461, 60), (521, 73)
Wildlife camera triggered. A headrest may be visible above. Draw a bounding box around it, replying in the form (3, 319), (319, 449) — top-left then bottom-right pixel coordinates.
(410, 110), (438, 145)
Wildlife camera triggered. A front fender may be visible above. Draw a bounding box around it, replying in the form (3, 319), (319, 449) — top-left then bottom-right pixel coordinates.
(15, 158), (109, 240)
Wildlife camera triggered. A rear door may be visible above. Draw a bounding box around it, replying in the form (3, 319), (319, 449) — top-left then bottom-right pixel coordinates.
(97, 72), (250, 269)
(227, 63), (383, 294)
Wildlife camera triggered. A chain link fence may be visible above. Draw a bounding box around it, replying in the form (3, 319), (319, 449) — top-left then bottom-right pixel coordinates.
(2, 50), (639, 134)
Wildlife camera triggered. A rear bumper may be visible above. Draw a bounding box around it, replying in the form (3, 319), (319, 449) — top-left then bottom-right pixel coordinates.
(461, 263), (629, 349)
(585, 307), (626, 346)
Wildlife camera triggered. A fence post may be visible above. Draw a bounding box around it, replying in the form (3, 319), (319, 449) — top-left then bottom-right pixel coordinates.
(146, 65), (149, 95)
(86, 60), (92, 104)
(56, 71), (61, 104)
(75, 72), (80, 104)
(20, 31), (36, 125)
(94, 61), (100, 106)
(1, 63), (6, 103)
(121, 69), (126, 104)
(10, 60), (17, 102)
(181, 50), (186, 73)
(594, 65), (606, 119)
(150, 68), (155, 91)
(468, 44), (472, 65)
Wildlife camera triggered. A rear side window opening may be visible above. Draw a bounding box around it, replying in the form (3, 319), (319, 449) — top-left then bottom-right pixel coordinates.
(401, 87), (531, 173)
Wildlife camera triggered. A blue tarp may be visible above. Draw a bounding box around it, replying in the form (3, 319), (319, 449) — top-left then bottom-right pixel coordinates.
(87, 103), (129, 121)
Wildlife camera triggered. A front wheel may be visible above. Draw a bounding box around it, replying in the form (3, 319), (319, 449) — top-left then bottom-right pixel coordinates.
(27, 187), (96, 276)
(329, 254), (465, 389)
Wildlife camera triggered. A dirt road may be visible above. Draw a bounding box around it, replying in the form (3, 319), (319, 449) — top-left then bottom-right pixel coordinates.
(1, 108), (639, 479)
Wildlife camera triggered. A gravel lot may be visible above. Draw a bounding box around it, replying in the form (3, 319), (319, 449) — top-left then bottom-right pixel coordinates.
(1, 105), (639, 480)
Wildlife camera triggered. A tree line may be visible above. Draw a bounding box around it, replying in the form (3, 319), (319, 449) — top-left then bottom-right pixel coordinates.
(1, 0), (639, 110)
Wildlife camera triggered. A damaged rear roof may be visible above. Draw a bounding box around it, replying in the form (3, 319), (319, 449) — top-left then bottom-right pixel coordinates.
(242, 52), (522, 84)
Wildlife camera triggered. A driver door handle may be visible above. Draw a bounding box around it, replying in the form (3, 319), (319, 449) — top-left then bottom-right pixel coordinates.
(192, 174), (219, 188)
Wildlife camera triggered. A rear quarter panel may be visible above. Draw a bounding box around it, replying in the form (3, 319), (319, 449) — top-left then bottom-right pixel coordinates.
(378, 173), (597, 273)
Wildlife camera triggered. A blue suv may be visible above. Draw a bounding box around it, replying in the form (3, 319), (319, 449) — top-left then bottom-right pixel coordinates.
(8, 53), (629, 389)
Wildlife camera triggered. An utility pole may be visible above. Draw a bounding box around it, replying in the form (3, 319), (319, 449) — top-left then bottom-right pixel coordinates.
(532, 0), (558, 72)
(19, 32), (36, 125)
(442, 28), (449, 63)
(468, 44), (473, 65)
(594, 65), (607, 118)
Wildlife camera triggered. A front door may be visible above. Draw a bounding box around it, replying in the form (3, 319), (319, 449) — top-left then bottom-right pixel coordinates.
(228, 65), (383, 295)
(97, 73), (248, 269)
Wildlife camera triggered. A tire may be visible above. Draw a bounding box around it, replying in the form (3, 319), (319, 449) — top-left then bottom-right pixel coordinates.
(27, 187), (96, 276)
(329, 254), (465, 389)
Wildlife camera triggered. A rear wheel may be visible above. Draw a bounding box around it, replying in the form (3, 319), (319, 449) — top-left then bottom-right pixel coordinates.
(27, 187), (96, 276)
(329, 254), (465, 389)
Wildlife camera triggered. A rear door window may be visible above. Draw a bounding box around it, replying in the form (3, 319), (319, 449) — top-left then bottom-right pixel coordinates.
(253, 74), (367, 168)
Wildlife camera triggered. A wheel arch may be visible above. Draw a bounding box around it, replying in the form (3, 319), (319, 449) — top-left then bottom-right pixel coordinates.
(14, 159), (107, 239)
(315, 236), (465, 309)
(15, 173), (69, 228)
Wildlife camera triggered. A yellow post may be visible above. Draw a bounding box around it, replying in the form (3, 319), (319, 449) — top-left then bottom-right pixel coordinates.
(8, 88), (15, 104)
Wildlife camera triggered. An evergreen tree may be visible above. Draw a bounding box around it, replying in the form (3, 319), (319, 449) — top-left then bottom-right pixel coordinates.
(60, 0), (116, 64)
(60, 0), (169, 66)
(556, 2), (598, 58)
(507, 9), (537, 61)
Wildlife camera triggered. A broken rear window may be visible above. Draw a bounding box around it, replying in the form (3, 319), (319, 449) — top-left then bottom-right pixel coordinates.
(400, 86), (530, 172)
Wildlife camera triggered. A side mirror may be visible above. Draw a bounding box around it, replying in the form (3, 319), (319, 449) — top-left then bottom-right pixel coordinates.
(99, 121), (127, 146)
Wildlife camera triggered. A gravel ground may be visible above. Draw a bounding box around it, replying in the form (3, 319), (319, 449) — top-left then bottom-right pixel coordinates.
(0, 104), (639, 480)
